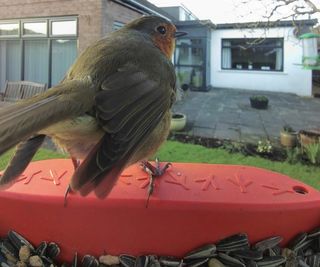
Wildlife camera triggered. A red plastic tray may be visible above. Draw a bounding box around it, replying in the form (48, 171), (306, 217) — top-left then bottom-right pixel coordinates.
(0, 159), (319, 262)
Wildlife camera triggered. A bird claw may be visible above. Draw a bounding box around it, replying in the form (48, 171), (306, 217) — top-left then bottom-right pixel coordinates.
(141, 158), (171, 207)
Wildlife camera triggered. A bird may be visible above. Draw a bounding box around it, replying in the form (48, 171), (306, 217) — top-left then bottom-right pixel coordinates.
(0, 15), (187, 199)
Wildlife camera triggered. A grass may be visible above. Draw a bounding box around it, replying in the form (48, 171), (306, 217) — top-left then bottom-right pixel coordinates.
(1, 141), (319, 189)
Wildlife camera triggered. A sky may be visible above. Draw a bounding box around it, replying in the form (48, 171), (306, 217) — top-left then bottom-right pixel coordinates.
(148, 0), (320, 24)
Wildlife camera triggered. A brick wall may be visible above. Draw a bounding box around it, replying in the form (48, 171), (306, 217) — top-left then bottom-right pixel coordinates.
(101, 0), (142, 35)
(0, 0), (142, 52)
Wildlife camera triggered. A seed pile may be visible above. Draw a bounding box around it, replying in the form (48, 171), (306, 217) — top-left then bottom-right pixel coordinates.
(0, 227), (319, 267)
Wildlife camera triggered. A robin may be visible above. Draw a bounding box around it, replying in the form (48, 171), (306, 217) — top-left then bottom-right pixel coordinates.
(0, 15), (187, 199)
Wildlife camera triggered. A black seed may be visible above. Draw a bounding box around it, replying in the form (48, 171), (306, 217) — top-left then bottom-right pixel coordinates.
(81, 255), (99, 267)
(45, 242), (60, 259)
(217, 233), (249, 252)
(253, 237), (283, 252)
(184, 244), (216, 260)
(119, 254), (136, 267)
(7, 231), (34, 252)
(231, 249), (264, 260)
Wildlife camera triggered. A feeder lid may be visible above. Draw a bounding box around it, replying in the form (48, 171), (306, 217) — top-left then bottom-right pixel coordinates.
(299, 32), (320, 39)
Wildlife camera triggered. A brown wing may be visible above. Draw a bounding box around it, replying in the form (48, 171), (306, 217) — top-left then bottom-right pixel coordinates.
(70, 64), (175, 198)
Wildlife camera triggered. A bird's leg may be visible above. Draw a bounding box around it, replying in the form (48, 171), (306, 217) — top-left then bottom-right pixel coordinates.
(141, 158), (171, 207)
(64, 157), (80, 207)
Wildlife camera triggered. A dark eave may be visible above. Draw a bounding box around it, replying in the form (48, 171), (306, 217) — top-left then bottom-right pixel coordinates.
(216, 19), (318, 29)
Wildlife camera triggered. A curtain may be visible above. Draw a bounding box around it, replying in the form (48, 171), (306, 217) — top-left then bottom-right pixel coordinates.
(24, 39), (48, 84)
(51, 39), (77, 86)
(275, 40), (283, 71)
(222, 41), (232, 69)
(0, 40), (21, 91)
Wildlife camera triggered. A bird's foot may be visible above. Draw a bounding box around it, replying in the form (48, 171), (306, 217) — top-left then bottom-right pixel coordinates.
(64, 184), (73, 207)
(64, 158), (79, 207)
(140, 158), (171, 207)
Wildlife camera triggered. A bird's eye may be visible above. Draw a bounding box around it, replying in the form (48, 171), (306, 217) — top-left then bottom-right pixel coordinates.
(157, 26), (166, 35)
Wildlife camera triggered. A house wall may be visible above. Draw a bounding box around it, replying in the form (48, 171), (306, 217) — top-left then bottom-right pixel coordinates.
(0, 0), (142, 52)
(0, 0), (103, 52)
(211, 26), (312, 96)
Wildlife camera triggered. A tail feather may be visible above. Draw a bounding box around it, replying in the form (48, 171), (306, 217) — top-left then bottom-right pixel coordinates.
(0, 135), (46, 187)
(0, 79), (94, 156)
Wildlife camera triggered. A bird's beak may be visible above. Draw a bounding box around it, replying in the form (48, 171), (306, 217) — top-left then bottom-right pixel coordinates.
(175, 31), (188, 38)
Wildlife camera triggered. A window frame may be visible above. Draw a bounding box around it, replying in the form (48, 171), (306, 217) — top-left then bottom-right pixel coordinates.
(0, 17), (78, 88)
(0, 20), (20, 38)
(49, 18), (78, 37)
(221, 38), (284, 72)
(22, 20), (48, 37)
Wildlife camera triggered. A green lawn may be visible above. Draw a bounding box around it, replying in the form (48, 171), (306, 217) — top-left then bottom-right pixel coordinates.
(1, 141), (319, 189)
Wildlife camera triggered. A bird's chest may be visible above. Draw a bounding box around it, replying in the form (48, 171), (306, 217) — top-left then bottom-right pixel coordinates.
(40, 115), (104, 159)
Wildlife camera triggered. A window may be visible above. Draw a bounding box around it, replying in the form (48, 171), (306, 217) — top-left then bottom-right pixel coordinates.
(174, 38), (205, 89)
(0, 17), (78, 90)
(0, 22), (19, 36)
(113, 21), (124, 31)
(23, 22), (47, 36)
(221, 38), (283, 71)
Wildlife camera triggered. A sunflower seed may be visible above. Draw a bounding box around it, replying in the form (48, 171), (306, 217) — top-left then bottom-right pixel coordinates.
(71, 252), (78, 267)
(7, 231), (34, 252)
(81, 255), (99, 267)
(208, 258), (225, 267)
(186, 258), (209, 267)
(217, 234), (249, 252)
(218, 252), (246, 267)
(35, 242), (47, 257)
(256, 256), (286, 266)
(288, 233), (308, 251)
(135, 256), (149, 267)
(307, 228), (320, 239)
(253, 237), (283, 252)
(184, 244), (216, 260)
(159, 256), (182, 267)
(119, 254), (136, 267)
(306, 253), (320, 267)
(231, 249), (263, 260)
(45, 242), (60, 259)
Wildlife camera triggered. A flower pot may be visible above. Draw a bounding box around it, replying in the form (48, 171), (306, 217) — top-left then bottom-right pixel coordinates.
(299, 129), (320, 148)
(170, 113), (187, 131)
(250, 97), (269, 109)
(280, 130), (297, 148)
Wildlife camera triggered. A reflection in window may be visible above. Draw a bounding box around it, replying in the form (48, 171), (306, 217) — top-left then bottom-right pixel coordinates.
(51, 20), (77, 35)
(0, 40), (21, 89)
(176, 66), (203, 88)
(24, 39), (49, 84)
(0, 23), (19, 36)
(113, 21), (124, 31)
(221, 38), (283, 71)
(23, 22), (47, 36)
(51, 39), (77, 85)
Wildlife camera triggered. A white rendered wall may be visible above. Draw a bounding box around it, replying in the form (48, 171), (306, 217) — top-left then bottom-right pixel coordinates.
(211, 26), (312, 96)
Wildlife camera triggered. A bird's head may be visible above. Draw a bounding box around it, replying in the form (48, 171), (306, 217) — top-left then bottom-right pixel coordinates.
(125, 15), (187, 59)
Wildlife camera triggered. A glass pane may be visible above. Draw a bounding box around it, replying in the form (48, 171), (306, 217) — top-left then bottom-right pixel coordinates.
(113, 21), (124, 31)
(23, 22), (47, 36)
(223, 38), (283, 71)
(51, 39), (77, 85)
(0, 23), (19, 36)
(176, 66), (204, 89)
(175, 45), (203, 65)
(0, 40), (21, 90)
(51, 20), (77, 35)
(24, 39), (48, 84)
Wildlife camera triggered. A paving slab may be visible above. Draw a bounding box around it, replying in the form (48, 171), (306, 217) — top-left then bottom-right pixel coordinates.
(173, 88), (320, 145)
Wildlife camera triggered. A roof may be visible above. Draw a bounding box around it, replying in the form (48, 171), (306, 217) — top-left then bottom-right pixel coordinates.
(216, 19), (318, 29)
(174, 19), (215, 29)
(113, 0), (175, 21)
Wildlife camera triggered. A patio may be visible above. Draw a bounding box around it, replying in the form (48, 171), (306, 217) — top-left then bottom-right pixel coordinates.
(173, 88), (320, 144)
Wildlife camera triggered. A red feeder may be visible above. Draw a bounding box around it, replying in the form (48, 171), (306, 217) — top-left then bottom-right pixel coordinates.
(0, 159), (319, 262)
